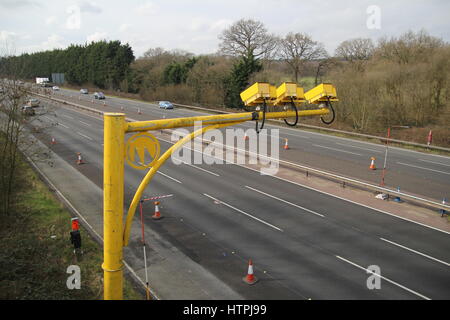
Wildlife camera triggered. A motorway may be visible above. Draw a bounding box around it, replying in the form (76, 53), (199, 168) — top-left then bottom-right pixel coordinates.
(27, 95), (450, 299)
(50, 87), (450, 202)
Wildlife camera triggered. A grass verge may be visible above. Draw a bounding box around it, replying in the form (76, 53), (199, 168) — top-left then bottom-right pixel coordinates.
(0, 152), (143, 300)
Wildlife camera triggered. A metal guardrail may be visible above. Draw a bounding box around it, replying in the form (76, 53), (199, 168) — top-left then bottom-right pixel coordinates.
(194, 136), (450, 212)
(173, 103), (450, 153)
(32, 91), (450, 212)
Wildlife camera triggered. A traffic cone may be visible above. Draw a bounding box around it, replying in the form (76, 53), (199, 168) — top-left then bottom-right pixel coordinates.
(283, 138), (289, 150)
(138, 108), (142, 115)
(243, 259), (258, 285)
(152, 201), (162, 220)
(76, 152), (83, 165)
(51, 137), (56, 145)
(369, 157), (376, 170)
(244, 133), (249, 141)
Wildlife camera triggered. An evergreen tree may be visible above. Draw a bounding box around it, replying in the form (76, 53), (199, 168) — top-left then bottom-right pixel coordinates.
(224, 55), (262, 108)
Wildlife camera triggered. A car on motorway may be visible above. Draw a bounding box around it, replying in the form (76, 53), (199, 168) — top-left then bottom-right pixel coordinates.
(94, 92), (105, 99)
(21, 105), (35, 116)
(52, 86), (60, 91)
(158, 101), (174, 109)
(80, 88), (88, 94)
(27, 98), (40, 107)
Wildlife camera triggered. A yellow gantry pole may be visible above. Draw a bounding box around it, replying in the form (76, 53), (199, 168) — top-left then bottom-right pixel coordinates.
(103, 113), (126, 300)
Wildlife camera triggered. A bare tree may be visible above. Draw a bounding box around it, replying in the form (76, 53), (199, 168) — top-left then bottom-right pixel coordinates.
(218, 19), (277, 59)
(376, 29), (444, 64)
(314, 57), (338, 85)
(279, 32), (327, 82)
(335, 38), (374, 62)
(142, 47), (168, 59)
(0, 44), (55, 215)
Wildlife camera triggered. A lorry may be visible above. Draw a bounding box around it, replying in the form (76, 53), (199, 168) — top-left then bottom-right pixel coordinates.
(36, 77), (50, 86)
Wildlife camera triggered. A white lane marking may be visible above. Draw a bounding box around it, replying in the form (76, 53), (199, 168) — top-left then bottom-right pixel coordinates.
(336, 255), (431, 300)
(397, 162), (450, 175)
(203, 193), (283, 232)
(312, 144), (362, 156)
(79, 120), (91, 127)
(157, 171), (182, 184)
(179, 160), (220, 177)
(76, 132), (93, 141)
(380, 238), (450, 267)
(60, 114), (74, 119)
(58, 122), (69, 129)
(418, 159), (450, 167)
(151, 125), (450, 235)
(336, 143), (383, 154)
(245, 185), (324, 218)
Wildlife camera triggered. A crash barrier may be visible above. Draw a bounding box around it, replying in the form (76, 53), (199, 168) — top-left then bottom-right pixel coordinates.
(30, 90), (449, 212)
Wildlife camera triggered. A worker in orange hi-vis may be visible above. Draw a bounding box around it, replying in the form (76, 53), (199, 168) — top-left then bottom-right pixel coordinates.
(70, 217), (83, 254)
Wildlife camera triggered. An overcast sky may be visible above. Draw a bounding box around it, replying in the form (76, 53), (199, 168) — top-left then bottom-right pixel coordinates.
(1, 0), (449, 58)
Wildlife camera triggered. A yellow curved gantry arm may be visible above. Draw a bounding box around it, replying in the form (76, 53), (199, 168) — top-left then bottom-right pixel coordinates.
(123, 121), (243, 246)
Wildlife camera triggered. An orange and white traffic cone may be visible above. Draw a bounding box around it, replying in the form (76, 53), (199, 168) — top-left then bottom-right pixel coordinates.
(369, 157), (376, 170)
(152, 201), (162, 220)
(51, 137), (56, 145)
(243, 259), (258, 285)
(76, 152), (83, 165)
(283, 138), (289, 150)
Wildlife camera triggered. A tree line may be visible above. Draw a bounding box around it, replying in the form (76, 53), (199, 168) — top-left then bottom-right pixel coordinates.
(1, 19), (449, 145)
(0, 40), (134, 90)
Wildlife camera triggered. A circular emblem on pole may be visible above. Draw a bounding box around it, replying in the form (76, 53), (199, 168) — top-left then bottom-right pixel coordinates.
(126, 132), (160, 170)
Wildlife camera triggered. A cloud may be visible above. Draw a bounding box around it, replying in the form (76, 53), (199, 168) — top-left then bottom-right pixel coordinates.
(46, 16), (57, 26)
(66, 5), (82, 30)
(135, 1), (157, 15)
(41, 34), (65, 50)
(80, 1), (102, 14)
(0, 30), (17, 42)
(209, 19), (232, 32)
(119, 24), (131, 32)
(0, 0), (39, 9)
(87, 31), (108, 43)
